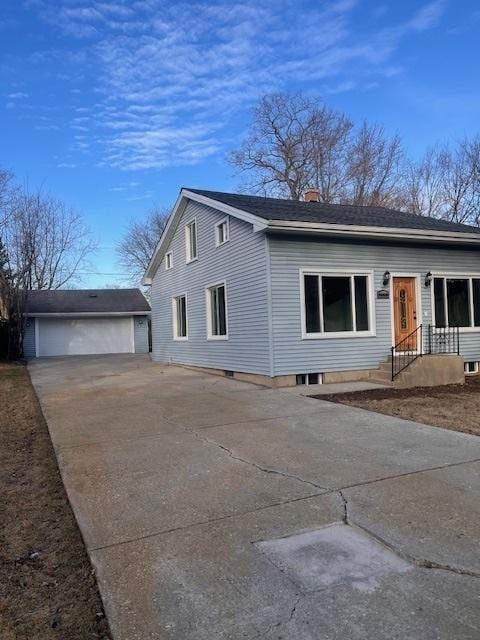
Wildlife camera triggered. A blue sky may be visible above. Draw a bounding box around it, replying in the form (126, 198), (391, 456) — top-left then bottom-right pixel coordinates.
(1, 0), (480, 286)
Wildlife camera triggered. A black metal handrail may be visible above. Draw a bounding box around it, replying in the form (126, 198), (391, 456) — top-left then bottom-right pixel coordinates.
(428, 325), (460, 355)
(391, 324), (423, 381)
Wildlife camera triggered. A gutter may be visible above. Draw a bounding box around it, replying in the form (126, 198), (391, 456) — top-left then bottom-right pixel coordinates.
(265, 220), (480, 245)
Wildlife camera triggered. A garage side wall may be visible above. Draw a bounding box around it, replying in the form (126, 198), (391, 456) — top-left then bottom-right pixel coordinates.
(134, 315), (150, 353)
(150, 200), (270, 375)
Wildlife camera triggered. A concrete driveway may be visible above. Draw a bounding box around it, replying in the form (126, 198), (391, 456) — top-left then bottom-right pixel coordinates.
(29, 355), (480, 640)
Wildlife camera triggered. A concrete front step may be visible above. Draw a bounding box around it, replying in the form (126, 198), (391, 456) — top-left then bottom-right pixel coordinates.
(372, 354), (464, 389)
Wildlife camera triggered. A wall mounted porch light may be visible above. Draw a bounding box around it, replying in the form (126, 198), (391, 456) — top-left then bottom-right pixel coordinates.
(382, 271), (391, 286)
(425, 272), (433, 287)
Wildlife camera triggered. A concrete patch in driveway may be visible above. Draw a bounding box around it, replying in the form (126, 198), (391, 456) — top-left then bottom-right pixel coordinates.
(255, 523), (412, 592)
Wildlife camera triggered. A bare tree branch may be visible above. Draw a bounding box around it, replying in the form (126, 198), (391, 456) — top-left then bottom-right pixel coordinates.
(117, 205), (170, 284)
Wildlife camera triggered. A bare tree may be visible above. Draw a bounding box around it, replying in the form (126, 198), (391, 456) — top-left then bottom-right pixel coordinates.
(229, 93), (316, 200)
(0, 171), (95, 357)
(402, 146), (448, 217)
(346, 122), (404, 208)
(309, 106), (353, 202)
(401, 138), (480, 225)
(230, 93), (403, 207)
(442, 138), (480, 225)
(117, 205), (170, 284)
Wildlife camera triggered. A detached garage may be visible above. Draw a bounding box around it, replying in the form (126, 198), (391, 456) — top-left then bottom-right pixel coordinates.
(23, 289), (151, 358)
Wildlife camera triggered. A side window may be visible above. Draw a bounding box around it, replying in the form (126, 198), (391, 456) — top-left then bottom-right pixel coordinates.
(173, 294), (187, 339)
(215, 218), (229, 246)
(165, 251), (173, 270)
(185, 219), (198, 262)
(206, 282), (228, 339)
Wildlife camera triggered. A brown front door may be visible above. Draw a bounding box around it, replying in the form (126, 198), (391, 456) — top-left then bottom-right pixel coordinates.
(393, 277), (418, 351)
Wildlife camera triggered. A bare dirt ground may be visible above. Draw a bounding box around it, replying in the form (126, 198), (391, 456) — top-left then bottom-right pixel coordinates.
(316, 375), (480, 437)
(0, 362), (111, 640)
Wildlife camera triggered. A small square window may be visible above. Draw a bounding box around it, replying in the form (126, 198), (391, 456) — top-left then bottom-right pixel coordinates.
(296, 373), (322, 386)
(215, 218), (229, 246)
(165, 251), (173, 270)
(464, 361), (478, 374)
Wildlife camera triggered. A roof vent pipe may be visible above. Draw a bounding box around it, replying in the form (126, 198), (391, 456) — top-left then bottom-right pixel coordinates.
(304, 188), (320, 202)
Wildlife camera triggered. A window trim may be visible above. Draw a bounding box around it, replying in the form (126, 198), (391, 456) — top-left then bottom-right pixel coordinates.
(431, 272), (480, 332)
(205, 280), (229, 341)
(299, 268), (376, 339)
(185, 217), (198, 264)
(172, 293), (188, 341)
(215, 217), (230, 247)
(165, 251), (173, 270)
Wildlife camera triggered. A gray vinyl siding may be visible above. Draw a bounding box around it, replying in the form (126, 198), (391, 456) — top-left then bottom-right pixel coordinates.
(269, 236), (480, 375)
(150, 200), (270, 374)
(133, 315), (150, 353)
(23, 318), (36, 358)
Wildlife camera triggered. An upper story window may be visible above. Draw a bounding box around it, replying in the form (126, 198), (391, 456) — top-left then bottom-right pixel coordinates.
(215, 217), (229, 246)
(206, 282), (228, 339)
(185, 218), (198, 263)
(301, 270), (374, 339)
(173, 294), (188, 340)
(165, 251), (173, 270)
(433, 276), (480, 328)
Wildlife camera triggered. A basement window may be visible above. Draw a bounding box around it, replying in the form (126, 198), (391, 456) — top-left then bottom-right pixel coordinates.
(296, 373), (322, 386)
(464, 361), (479, 374)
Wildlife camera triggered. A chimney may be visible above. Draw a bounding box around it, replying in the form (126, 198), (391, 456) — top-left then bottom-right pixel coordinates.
(304, 188), (320, 202)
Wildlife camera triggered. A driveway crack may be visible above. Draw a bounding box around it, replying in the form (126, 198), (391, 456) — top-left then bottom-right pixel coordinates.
(253, 593), (305, 639)
(189, 429), (328, 492)
(350, 520), (480, 580)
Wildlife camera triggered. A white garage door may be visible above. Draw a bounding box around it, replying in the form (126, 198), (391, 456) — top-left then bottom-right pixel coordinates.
(37, 317), (134, 356)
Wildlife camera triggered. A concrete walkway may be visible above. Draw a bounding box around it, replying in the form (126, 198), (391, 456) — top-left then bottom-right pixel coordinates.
(29, 355), (480, 640)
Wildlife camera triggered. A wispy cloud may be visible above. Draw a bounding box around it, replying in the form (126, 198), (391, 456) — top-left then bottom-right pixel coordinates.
(28, 0), (447, 171)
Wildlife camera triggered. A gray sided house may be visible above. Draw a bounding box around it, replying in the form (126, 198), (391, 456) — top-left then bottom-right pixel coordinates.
(24, 288), (151, 358)
(144, 189), (480, 386)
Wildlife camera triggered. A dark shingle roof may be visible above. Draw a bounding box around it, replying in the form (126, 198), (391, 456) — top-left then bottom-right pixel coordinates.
(25, 289), (151, 314)
(189, 189), (480, 235)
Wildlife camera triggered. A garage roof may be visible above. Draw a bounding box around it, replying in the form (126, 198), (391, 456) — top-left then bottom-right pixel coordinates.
(25, 289), (151, 315)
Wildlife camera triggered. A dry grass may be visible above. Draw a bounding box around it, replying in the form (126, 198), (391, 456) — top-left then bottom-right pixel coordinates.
(0, 362), (110, 639)
(316, 375), (480, 437)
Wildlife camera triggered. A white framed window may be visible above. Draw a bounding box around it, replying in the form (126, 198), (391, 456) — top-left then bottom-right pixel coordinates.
(215, 217), (229, 246)
(464, 361), (479, 374)
(433, 275), (480, 329)
(172, 294), (188, 340)
(206, 281), (228, 340)
(300, 269), (375, 339)
(296, 373), (323, 385)
(185, 218), (198, 263)
(165, 251), (173, 270)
